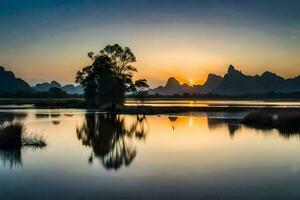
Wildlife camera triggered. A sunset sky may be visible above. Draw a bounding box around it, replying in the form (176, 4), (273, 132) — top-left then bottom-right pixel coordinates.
(1, 0), (300, 87)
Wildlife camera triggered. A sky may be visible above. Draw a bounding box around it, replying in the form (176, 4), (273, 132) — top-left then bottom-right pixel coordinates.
(1, 0), (300, 87)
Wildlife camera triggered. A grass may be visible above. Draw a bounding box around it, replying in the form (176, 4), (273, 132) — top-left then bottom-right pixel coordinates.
(0, 122), (47, 149)
(22, 135), (47, 148)
(0, 122), (23, 149)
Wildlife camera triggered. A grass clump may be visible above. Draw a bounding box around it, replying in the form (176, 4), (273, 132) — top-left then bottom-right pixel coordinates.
(0, 122), (23, 149)
(0, 122), (46, 150)
(22, 135), (47, 148)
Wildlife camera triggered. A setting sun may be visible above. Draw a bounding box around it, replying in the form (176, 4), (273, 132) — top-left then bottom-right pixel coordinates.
(188, 79), (194, 86)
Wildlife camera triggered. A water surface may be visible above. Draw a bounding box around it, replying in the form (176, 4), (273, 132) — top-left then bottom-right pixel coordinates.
(126, 99), (300, 108)
(0, 109), (300, 199)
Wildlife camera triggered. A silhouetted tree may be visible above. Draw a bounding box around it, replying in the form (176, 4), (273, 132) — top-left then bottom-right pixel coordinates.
(132, 79), (149, 106)
(76, 44), (148, 108)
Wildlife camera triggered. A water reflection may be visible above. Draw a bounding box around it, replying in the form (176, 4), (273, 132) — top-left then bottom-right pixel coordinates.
(1, 109), (300, 199)
(244, 124), (300, 139)
(0, 112), (46, 169)
(35, 113), (50, 119)
(0, 122), (23, 169)
(52, 120), (60, 125)
(76, 114), (148, 170)
(205, 114), (300, 139)
(168, 116), (178, 130)
(0, 112), (26, 124)
(50, 113), (61, 118)
(207, 117), (242, 138)
(0, 148), (22, 168)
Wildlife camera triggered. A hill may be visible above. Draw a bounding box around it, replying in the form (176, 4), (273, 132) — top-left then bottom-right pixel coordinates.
(0, 66), (33, 93)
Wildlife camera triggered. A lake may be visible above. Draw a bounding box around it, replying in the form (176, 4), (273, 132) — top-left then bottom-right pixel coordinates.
(125, 99), (300, 108)
(0, 108), (300, 199)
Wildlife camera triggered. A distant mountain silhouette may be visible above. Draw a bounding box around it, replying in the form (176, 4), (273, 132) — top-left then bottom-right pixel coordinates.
(3, 64), (300, 97)
(193, 74), (224, 94)
(62, 84), (84, 95)
(33, 81), (83, 94)
(148, 74), (223, 95)
(0, 66), (33, 93)
(148, 77), (185, 95)
(213, 65), (300, 95)
(34, 81), (61, 92)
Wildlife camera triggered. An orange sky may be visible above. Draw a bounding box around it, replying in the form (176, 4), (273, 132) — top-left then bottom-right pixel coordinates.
(1, 1), (300, 87)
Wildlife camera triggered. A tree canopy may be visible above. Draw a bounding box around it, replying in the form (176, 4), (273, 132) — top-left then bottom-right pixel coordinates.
(76, 44), (148, 108)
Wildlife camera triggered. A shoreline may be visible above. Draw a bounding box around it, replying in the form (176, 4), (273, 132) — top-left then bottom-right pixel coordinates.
(1, 105), (300, 115)
(1, 98), (300, 114)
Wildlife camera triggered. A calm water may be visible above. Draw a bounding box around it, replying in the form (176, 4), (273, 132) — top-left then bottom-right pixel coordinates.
(125, 99), (300, 108)
(0, 109), (300, 199)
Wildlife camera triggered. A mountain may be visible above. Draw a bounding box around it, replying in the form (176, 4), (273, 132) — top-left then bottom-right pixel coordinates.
(148, 65), (300, 96)
(213, 65), (300, 95)
(193, 74), (223, 94)
(33, 81), (83, 94)
(148, 77), (186, 95)
(33, 81), (62, 92)
(62, 84), (84, 95)
(148, 74), (223, 95)
(0, 66), (33, 93)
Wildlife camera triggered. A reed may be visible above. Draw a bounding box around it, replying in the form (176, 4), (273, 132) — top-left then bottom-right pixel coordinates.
(0, 122), (46, 149)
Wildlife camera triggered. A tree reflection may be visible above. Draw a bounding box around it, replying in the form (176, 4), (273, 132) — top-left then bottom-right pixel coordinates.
(76, 114), (148, 170)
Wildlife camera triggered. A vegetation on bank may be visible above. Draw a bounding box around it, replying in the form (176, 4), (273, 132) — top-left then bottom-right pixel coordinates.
(0, 98), (84, 107)
(0, 87), (82, 98)
(242, 111), (300, 133)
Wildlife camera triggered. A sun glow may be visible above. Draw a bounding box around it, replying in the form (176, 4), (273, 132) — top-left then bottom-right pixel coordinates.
(188, 79), (194, 86)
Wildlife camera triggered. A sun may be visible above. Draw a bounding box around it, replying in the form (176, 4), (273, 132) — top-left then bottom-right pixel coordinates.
(188, 79), (194, 86)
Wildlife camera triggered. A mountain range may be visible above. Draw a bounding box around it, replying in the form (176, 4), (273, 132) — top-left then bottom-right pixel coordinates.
(0, 66), (83, 94)
(148, 74), (223, 95)
(33, 81), (84, 94)
(2, 64), (300, 96)
(213, 65), (300, 95)
(149, 65), (300, 95)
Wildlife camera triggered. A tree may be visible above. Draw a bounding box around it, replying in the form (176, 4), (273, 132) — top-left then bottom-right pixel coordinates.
(76, 44), (149, 108)
(132, 79), (149, 106)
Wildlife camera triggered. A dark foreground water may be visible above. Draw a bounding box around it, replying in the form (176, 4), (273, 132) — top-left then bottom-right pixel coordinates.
(0, 109), (300, 200)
